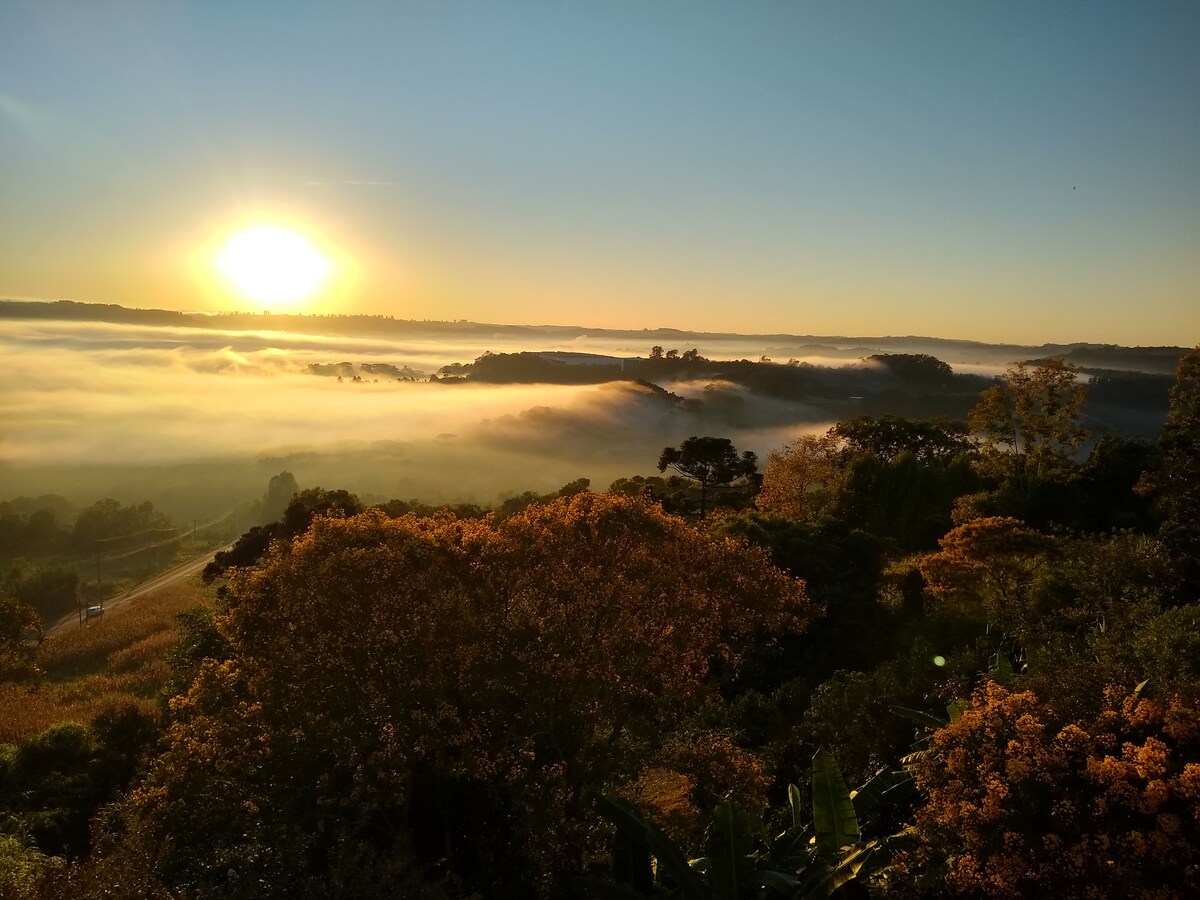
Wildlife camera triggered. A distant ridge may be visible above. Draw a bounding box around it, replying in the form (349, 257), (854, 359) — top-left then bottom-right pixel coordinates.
(1, 298), (1189, 374)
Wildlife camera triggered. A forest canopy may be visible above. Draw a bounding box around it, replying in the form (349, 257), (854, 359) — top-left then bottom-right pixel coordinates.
(2, 352), (1199, 899)
(120, 494), (815, 897)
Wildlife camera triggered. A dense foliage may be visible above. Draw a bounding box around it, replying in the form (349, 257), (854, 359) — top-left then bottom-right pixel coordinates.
(122, 494), (814, 896)
(2, 351), (1198, 899)
(897, 683), (1200, 898)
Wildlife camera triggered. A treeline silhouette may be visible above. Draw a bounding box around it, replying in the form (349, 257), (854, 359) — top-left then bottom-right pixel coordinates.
(3, 299), (1189, 375)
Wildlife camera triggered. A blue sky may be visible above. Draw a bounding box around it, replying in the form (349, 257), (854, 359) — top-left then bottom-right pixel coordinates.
(2, 1), (1197, 344)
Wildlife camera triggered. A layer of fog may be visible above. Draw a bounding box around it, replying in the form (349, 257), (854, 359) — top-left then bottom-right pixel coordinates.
(6, 316), (1175, 524)
(1, 320), (840, 520)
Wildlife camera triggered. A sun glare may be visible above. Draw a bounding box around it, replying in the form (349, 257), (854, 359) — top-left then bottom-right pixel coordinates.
(216, 225), (332, 308)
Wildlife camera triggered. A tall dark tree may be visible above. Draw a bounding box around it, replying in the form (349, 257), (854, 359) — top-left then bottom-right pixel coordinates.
(70, 499), (172, 551)
(1156, 346), (1200, 597)
(203, 487), (363, 584)
(1073, 435), (1159, 532)
(658, 436), (757, 519)
(3, 563), (79, 623)
(0, 594), (41, 678)
(260, 471), (299, 523)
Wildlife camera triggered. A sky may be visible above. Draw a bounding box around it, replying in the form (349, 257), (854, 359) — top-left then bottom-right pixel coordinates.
(2, 1), (1198, 345)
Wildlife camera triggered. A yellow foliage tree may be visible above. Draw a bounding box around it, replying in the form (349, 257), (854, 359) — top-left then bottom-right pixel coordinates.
(918, 516), (1054, 637)
(968, 360), (1089, 485)
(756, 433), (845, 522)
(122, 494), (814, 896)
(895, 682), (1200, 899)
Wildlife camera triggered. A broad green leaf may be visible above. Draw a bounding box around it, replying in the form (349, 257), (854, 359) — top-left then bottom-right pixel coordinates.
(593, 795), (707, 900)
(811, 748), (859, 855)
(850, 768), (911, 819)
(1134, 678), (1150, 695)
(900, 747), (938, 767)
(946, 699), (969, 722)
(888, 705), (948, 729)
(756, 869), (801, 895)
(799, 841), (883, 898)
(989, 652), (1013, 679)
(825, 844), (874, 894)
(767, 824), (808, 868)
(707, 802), (760, 900)
(788, 782), (804, 829)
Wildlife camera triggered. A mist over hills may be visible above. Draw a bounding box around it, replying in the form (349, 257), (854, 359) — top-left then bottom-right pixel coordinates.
(1, 299), (1188, 374)
(0, 298), (1189, 524)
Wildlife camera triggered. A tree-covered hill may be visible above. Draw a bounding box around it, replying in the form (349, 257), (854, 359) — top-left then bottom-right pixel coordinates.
(1, 350), (1198, 898)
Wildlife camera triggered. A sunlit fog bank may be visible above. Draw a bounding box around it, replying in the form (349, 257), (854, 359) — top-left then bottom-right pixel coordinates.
(0, 323), (591, 466)
(0, 320), (844, 519)
(2, 315), (1177, 523)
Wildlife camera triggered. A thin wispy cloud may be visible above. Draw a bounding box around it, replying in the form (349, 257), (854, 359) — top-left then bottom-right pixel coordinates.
(303, 179), (395, 186)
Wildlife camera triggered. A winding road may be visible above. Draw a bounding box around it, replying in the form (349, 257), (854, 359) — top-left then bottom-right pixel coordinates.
(46, 542), (233, 636)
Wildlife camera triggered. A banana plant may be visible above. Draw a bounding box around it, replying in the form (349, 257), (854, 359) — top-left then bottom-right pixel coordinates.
(889, 699), (970, 766)
(575, 749), (912, 899)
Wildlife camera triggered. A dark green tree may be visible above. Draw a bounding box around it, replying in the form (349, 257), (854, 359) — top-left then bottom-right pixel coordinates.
(22, 509), (66, 553)
(0, 594), (41, 678)
(203, 487), (363, 583)
(831, 416), (975, 465)
(837, 450), (980, 550)
(70, 499), (172, 551)
(1156, 346), (1200, 596)
(713, 512), (889, 690)
(3, 563), (79, 623)
(658, 437), (758, 519)
(1072, 436), (1159, 532)
(866, 352), (953, 386)
(260, 470), (298, 523)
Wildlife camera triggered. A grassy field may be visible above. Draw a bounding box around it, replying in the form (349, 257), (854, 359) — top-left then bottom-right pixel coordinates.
(0, 579), (211, 742)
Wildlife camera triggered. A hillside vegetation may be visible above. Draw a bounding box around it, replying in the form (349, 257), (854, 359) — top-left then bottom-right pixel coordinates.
(0, 350), (1197, 898)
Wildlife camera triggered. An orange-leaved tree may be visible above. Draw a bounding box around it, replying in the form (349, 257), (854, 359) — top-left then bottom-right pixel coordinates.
(756, 433), (845, 523)
(918, 516), (1055, 639)
(894, 681), (1200, 899)
(120, 493), (815, 897)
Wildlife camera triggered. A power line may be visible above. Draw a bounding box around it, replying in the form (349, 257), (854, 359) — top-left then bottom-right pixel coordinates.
(95, 510), (235, 562)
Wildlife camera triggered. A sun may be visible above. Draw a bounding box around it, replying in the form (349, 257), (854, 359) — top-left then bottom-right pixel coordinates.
(215, 224), (332, 308)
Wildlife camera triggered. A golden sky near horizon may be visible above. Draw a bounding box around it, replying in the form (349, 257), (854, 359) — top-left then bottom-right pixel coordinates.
(2, 2), (1198, 345)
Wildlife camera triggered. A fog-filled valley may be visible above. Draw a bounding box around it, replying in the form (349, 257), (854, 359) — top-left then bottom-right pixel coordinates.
(0, 302), (1181, 523)
(3, 302), (1198, 899)
(6, 1), (1200, 894)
